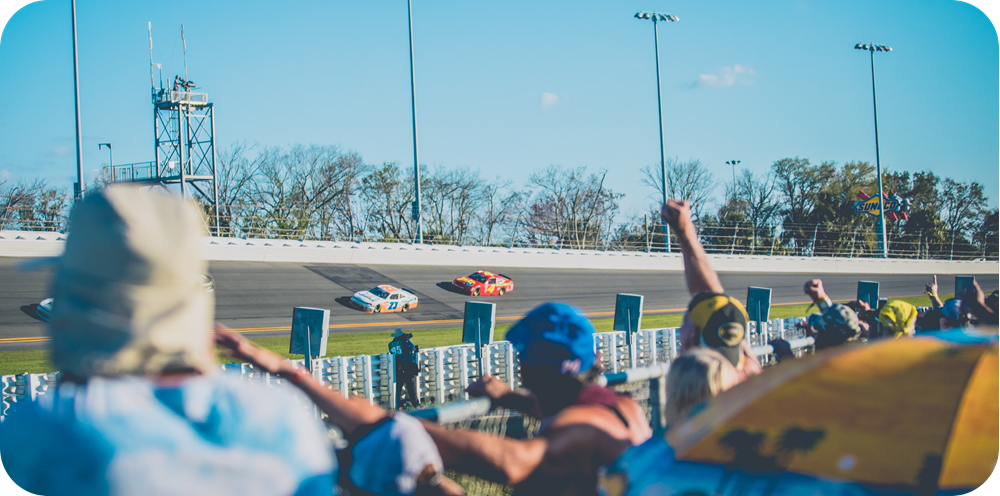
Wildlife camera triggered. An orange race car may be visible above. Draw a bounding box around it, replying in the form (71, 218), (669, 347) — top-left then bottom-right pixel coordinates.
(451, 271), (514, 296)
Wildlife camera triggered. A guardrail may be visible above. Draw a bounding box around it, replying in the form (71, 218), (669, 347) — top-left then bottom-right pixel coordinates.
(2, 231), (995, 273)
(0, 317), (814, 421)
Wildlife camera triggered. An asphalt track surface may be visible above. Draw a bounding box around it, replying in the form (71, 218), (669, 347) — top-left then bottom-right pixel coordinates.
(1, 257), (996, 351)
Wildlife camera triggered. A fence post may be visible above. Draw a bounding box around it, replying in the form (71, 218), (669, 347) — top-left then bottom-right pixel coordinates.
(459, 346), (470, 401)
(730, 223), (739, 255)
(667, 328), (677, 363)
(648, 374), (666, 430)
(504, 342), (515, 389)
(362, 355), (373, 404)
(435, 350), (446, 405)
(916, 229), (923, 259)
(337, 357), (349, 397)
(811, 225), (819, 257)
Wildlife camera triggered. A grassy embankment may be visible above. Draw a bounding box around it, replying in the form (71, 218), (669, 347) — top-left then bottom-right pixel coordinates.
(0, 294), (939, 376)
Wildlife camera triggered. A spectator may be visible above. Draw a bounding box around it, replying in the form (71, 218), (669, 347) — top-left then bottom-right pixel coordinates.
(939, 298), (972, 330)
(214, 329), (465, 496)
(390, 328), (421, 408)
(660, 199), (761, 382)
(0, 187), (335, 496)
(879, 300), (919, 338)
(961, 281), (999, 326)
(846, 299), (877, 338)
(664, 348), (739, 425)
(421, 302), (652, 495)
(797, 279), (862, 349)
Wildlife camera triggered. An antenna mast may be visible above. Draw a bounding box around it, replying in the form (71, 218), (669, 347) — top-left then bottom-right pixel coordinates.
(148, 22), (154, 89)
(181, 24), (188, 83)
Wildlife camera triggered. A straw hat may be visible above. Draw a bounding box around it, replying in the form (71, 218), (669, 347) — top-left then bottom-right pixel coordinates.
(47, 186), (215, 378)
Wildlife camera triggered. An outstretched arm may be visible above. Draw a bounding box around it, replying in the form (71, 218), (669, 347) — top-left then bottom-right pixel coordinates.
(661, 199), (724, 295)
(214, 326), (385, 435)
(466, 375), (544, 419)
(421, 421), (547, 485)
(925, 275), (943, 309)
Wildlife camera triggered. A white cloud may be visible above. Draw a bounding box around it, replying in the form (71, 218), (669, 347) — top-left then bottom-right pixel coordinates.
(540, 92), (559, 108)
(53, 146), (71, 156)
(0, 170), (11, 180)
(694, 64), (755, 88)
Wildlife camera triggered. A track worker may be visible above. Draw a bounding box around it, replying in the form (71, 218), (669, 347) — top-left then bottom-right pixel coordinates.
(390, 328), (422, 408)
(0, 187), (335, 496)
(421, 302), (652, 496)
(660, 199), (762, 382)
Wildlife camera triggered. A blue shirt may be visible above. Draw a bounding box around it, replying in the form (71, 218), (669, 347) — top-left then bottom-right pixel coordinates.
(0, 374), (336, 496)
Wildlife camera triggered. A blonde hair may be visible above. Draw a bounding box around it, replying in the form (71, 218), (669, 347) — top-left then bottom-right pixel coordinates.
(665, 347), (737, 425)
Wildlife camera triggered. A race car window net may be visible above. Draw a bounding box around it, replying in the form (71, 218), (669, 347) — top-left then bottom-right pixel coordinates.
(469, 273), (488, 283)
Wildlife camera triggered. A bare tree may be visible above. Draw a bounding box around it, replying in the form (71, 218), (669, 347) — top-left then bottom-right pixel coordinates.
(641, 158), (714, 217)
(477, 180), (523, 246)
(522, 165), (623, 249)
(358, 162), (414, 241)
(422, 166), (483, 244)
(939, 178), (987, 258)
(725, 169), (781, 253)
(251, 144), (365, 239)
(0, 179), (67, 231)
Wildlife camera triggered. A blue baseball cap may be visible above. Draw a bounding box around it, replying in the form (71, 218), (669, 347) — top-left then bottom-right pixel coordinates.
(505, 302), (596, 373)
(941, 298), (969, 323)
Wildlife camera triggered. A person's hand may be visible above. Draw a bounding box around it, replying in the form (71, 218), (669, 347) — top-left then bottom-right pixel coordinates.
(660, 199), (693, 231)
(803, 279), (827, 302)
(966, 280), (986, 306)
(214, 324), (295, 376)
(466, 374), (512, 401)
(925, 275), (939, 296)
(857, 320), (870, 339)
(849, 299), (871, 313)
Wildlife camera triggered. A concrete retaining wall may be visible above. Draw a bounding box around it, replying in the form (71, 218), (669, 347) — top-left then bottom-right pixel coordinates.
(1, 231), (995, 274)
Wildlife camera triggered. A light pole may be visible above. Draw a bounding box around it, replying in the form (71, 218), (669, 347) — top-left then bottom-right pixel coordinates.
(726, 159), (740, 185)
(71, 0), (84, 200)
(407, 0), (423, 244)
(855, 42), (892, 259)
(635, 11), (678, 252)
(98, 142), (112, 169)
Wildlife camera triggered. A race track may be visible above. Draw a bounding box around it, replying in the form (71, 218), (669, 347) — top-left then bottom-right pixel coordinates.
(1, 257), (996, 350)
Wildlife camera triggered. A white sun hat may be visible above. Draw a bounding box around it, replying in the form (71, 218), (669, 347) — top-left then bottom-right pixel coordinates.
(47, 186), (215, 378)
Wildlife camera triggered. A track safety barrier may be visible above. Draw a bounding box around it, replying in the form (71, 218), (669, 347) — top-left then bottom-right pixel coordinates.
(0, 317), (815, 421)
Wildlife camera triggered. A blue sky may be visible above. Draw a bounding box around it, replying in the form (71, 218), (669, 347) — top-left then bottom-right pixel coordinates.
(0, 0), (997, 217)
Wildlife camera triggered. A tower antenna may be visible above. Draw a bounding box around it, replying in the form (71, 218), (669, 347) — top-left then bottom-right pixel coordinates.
(148, 22), (154, 89)
(181, 24), (188, 84)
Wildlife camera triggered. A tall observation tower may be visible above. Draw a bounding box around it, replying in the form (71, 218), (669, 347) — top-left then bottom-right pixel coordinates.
(103, 24), (220, 234)
(150, 75), (219, 213)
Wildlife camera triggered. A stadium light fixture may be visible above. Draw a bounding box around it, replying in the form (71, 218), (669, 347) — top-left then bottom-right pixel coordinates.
(855, 42), (893, 259)
(98, 143), (113, 170)
(726, 160), (740, 184)
(634, 11), (679, 252)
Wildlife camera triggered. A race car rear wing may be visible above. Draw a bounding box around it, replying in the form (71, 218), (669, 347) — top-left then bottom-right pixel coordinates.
(497, 274), (512, 280)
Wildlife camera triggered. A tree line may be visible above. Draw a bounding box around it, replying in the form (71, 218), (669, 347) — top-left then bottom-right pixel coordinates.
(0, 143), (996, 260)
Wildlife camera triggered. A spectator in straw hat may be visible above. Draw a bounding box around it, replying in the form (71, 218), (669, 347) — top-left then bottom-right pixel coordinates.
(0, 187), (335, 496)
(660, 199), (761, 382)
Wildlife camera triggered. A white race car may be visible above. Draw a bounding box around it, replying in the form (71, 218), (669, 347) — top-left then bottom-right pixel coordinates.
(350, 285), (418, 314)
(33, 275), (215, 323)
